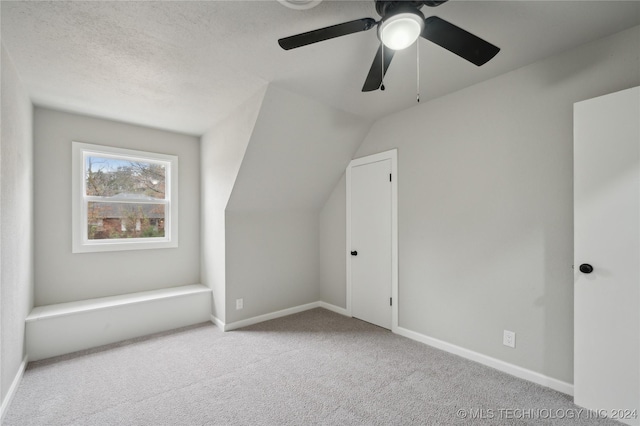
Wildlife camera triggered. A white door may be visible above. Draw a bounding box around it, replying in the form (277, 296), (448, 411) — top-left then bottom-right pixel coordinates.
(574, 86), (639, 426)
(348, 157), (393, 329)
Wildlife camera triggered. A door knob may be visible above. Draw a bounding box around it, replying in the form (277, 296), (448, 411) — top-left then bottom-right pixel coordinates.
(351, 251), (358, 256)
(579, 264), (594, 274)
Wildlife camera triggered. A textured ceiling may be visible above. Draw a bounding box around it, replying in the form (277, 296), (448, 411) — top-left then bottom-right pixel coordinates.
(2, 1), (639, 135)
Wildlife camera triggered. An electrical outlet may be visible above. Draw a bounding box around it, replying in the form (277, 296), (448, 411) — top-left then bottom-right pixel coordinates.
(503, 330), (516, 348)
(236, 298), (243, 310)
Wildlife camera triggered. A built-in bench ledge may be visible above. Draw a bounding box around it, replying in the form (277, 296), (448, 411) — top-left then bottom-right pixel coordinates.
(26, 284), (212, 361)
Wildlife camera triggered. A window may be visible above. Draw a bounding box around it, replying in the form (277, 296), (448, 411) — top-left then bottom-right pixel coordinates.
(72, 142), (178, 253)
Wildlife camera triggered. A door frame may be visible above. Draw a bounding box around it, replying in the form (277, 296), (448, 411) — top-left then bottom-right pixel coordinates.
(346, 148), (398, 332)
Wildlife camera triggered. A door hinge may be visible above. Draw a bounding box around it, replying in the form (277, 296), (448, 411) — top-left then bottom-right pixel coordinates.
(390, 297), (392, 306)
(389, 173), (392, 182)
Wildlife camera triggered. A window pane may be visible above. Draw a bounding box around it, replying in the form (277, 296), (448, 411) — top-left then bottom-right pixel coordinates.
(88, 202), (165, 240)
(85, 156), (166, 199)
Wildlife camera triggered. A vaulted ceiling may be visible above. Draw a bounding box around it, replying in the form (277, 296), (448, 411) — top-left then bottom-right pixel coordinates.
(2, 1), (639, 135)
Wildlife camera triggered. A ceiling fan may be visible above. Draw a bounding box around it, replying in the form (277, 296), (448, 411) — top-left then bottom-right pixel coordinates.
(278, 0), (500, 92)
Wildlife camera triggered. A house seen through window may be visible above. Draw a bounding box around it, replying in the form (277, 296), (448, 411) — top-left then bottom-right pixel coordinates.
(72, 142), (178, 253)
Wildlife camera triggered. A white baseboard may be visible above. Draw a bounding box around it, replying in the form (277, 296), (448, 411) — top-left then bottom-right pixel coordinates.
(318, 301), (349, 317)
(212, 301), (349, 332)
(224, 302), (321, 331)
(210, 315), (225, 331)
(395, 326), (574, 396)
(1, 355), (28, 423)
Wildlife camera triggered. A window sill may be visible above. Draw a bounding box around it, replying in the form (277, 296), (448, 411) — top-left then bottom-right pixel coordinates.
(72, 237), (177, 254)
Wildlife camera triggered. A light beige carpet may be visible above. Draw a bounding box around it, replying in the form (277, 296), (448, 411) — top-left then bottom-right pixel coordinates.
(4, 308), (618, 425)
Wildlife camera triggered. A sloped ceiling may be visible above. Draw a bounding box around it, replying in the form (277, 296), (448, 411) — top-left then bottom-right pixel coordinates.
(202, 87), (268, 212)
(226, 85), (371, 211)
(1, 1), (639, 135)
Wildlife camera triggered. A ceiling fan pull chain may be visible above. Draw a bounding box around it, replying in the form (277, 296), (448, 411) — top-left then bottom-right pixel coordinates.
(381, 45), (386, 91)
(416, 42), (420, 103)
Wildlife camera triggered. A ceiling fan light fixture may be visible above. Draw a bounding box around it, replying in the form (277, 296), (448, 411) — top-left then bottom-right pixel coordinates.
(378, 11), (425, 51)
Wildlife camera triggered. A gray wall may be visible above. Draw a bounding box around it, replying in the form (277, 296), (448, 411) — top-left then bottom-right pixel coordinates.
(319, 25), (640, 383)
(34, 108), (201, 305)
(223, 85), (370, 324)
(1, 44), (34, 403)
(225, 210), (319, 323)
(201, 87), (266, 322)
(319, 174), (347, 308)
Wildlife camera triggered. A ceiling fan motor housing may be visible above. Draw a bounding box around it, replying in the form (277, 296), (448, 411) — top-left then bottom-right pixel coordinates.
(375, 0), (447, 17)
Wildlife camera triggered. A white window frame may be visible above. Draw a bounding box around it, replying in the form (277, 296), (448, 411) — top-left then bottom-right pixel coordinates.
(72, 142), (178, 253)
